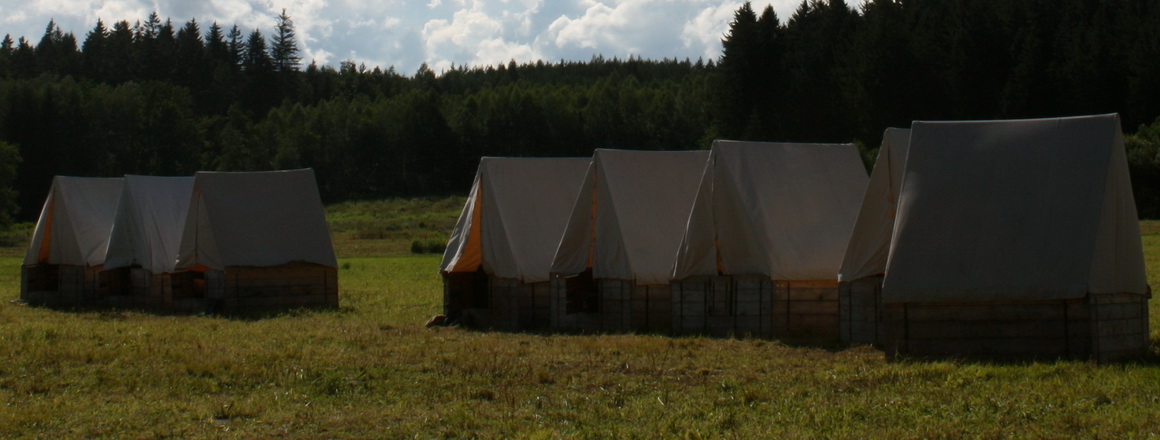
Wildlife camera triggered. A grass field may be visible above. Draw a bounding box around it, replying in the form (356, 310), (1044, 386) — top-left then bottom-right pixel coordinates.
(0, 203), (1158, 438)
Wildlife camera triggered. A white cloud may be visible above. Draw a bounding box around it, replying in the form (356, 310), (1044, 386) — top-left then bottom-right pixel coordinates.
(0, 0), (800, 73)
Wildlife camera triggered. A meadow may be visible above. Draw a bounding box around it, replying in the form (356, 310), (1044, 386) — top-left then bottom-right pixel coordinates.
(0, 199), (1158, 438)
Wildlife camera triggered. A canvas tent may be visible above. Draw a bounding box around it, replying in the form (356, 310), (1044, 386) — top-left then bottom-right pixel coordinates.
(671, 141), (868, 341)
(440, 157), (592, 330)
(836, 128), (910, 345)
(103, 175), (197, 309)
(21, 176), (125, 305)
(551, 149), (710, 332)
(175, 169), (338, 312)
(843, 114), (1149, 360)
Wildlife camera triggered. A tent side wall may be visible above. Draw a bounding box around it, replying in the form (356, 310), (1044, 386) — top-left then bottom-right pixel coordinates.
(880, 292), (1149, 362)
(550, 276), (671, 333)
(443, 274), (552, 330)
(204, 264), (338, 313)
(839, 276), (884, 345)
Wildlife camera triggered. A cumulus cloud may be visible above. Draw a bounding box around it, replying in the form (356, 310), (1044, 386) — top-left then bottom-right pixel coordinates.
(1, 0), (798, 74)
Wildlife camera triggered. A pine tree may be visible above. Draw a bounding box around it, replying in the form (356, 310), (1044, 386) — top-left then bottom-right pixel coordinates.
(243, 29), (272, 73)
(107, 20), (134, 82)
(271, 9), (301, 73)
(205, 22), (228, 62)
(82, 19), (108, 81)
(227, 25), (244, 69)
(175, 19), (207, 91)
(716, 2), (761, 138)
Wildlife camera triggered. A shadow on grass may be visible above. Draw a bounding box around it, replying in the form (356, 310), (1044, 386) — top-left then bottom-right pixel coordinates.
(435, 320), (851, 351)
(18, 299), (356, 322)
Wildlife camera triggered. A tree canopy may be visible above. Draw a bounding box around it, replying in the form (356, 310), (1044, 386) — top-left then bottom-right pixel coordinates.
(0, 1), (1159, 225)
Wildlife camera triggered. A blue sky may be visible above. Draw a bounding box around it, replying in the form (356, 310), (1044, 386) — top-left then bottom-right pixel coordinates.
(0, 0), (798, 74)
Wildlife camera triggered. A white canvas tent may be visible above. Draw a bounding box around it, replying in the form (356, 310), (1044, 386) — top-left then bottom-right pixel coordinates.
(24, 176), (124, 267)
(671, 141), (868, 340)
(176, 169), (337, 271)
(176, 169), (338, 312)
(440, 157), (591, 329)
(674, 141), (868, 280)
(884, 115), (1146, 302)
(837, 128), (910, 344)
(105, 175), (195, 274)
(847, 114), (1149, 360)
(551, 148), (710, 332)
(838, 128), (911, 284)
(103, 175), (196, 308)
(21, 176), (125, 305)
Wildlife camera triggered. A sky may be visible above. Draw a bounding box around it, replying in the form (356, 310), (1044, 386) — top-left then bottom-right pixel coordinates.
(0, 0), (799, 75)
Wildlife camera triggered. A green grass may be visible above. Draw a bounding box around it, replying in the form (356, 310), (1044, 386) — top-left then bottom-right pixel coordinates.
(0, 213), (1158, 438)
(327, 197), (464, 258)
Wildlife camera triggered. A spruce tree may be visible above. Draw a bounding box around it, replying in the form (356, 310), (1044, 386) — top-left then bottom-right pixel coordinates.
(271, 9), (301, 73)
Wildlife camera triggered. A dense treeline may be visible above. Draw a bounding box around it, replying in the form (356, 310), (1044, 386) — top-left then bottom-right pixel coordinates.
(2, 0), (1160, 223)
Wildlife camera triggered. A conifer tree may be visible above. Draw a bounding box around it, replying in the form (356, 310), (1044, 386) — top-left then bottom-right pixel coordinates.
(271, 9), (301, 73)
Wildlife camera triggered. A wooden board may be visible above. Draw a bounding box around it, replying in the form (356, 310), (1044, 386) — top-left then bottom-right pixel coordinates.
(206, 265), (338, 313)
(881, 292), (1150, 362)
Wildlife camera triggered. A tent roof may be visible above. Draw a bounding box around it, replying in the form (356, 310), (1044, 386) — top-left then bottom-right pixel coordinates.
(673, 140), (869, 280)
(440, 157), (591, 283)
(553, 149), (710, 285)
(104, 175), (195, 274)
(881, 114), (1147, 303)
(23, 176), (125, 267)
(176, 169), (337, 270)
(837, 128), (911, 282)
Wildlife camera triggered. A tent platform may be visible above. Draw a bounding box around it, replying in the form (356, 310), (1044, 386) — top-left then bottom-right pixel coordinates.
(443, 272), (552, 330)
(550, 274), (671, 333)
(20, 264), (121, 307)
(880, 292), (1149, 362)
(204, 264), (338, 313)
(672, 276), (839, 343)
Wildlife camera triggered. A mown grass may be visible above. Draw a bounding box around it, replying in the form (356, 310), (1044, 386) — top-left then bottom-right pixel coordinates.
(0, 213), (1157, 438)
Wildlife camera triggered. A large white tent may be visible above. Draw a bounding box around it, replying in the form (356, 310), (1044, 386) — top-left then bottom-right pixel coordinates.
(175, 169), (338, 312)
(883, 114), (1146, 302)
(21, 176), (124, 305)
(442, 157), (592, 283)
(671, 141), (868, 339)
(105, 175), (195, 275)
(176, 169), (337, 271)
(844, 114), (1149, 360)
(440, 157), (591, 329)
(24, 176), (124, 268)
(835, 128), (910, 345)
(551, 148), (709, 332)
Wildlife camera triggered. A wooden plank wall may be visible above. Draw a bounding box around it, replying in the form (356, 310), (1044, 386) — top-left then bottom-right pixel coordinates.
(880, 292), (1149, 361)
(21, 264), (110, 306)
(839, 276), (884, 346)
(771, 280), (840, 344)
(458, 277), (551, 331)
(20, 264), (59, 304)
(206, 265), (338, 313)
(549, 277), (670, 333)
(672, 276), (772, 338)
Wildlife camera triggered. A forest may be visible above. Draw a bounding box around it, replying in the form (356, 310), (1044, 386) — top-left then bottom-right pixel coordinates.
(2, 0), (1160, 224)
